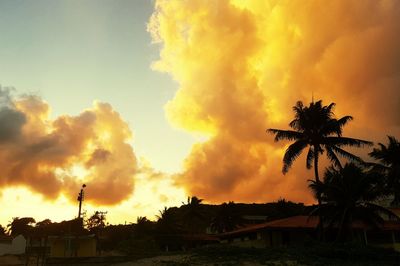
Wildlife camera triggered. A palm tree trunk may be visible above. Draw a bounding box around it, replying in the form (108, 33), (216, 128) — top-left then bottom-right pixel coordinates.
(313, 146), (321, 204)
(313, 146), (324, 240)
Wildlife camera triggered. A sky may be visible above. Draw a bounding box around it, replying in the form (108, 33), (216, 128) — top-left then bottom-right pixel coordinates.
(0, 0), (400, 226)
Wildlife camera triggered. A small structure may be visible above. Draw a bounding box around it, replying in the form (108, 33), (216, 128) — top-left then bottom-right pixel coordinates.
(25, 218), (97, 265)
(47, 234), (96, 257)
(219, 215), (400, 250)
(0, 235), (26, 256)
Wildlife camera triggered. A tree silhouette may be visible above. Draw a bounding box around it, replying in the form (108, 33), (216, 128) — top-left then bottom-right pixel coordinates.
(309, 163), (397, 242)
(7, 217), (36, 237)
(210, 202), (243, 233)
(156, 207), (180, 234)
(369, 136), (400, 206)
(134, 216), (154, 239)
(181, 196), (205, 234)
(86, 211), (107, 233)
(267, 100), (372, 205)
(156, 207), (182, 251)
(35, 219), (52, 228)
(0, 224), (6, 236)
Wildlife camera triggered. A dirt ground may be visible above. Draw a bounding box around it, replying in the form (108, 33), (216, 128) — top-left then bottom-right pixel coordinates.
(111, 255), (299, 266)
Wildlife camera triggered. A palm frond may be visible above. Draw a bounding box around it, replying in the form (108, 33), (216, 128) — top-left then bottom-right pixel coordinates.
(325, 136), (373, 147)
(330, 145), (364, 163)
(267, 129), (303, 142)
(326, 146), (342, 169)
(282, 140), (308, 174)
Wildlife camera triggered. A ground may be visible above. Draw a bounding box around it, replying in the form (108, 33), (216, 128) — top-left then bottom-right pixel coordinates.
(1, 244), (399, 265)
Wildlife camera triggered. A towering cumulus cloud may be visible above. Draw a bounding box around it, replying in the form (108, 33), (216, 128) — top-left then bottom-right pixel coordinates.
(0, 88), (137, 205)
(149, 0), (400, 203)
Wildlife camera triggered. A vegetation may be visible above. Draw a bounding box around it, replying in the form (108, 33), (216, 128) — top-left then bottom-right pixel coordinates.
(0, 99), (398, 265)
(309, 163), (398, 241)
(267, 100), (372, 206)
(210, 202), (243, 233)
(86, 211), (107, 233)
(369, 135), (400, 206)
(191, 243), (400, 266)
(6, 217), (36, 237)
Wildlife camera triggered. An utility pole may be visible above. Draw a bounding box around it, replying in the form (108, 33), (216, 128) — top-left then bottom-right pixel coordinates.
(77, 184), (86, 219)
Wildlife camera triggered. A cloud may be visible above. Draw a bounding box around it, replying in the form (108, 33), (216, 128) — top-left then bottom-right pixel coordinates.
(149, 0), (400, 203)
(0, 88), (138, 205)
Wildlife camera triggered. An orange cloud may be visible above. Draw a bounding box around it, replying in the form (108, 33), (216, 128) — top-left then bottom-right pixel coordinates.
(149, 0), (400, 204)
(0, 88), (138, 205)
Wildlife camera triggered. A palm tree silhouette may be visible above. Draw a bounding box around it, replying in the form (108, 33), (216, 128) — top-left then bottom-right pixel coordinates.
(156, 207), (180, 234)
(369, 136), (400, 206)
(156, 207), (181, 251)
(309, 163), (398, 242)
(210, 202), (243, 233)
(0, 224), (6, 236)
(7, 217), (36, 236)
(181, 196), (205, 233)
(267, 100), (372, 205)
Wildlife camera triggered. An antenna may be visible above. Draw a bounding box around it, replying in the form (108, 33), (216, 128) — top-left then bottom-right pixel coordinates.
(312, 91), (314, 103)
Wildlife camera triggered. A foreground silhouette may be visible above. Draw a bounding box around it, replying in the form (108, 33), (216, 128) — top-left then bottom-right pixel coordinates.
(369, 136), (400, 206)
(267, 100), (372, 207)
(309, 163), (398, 242)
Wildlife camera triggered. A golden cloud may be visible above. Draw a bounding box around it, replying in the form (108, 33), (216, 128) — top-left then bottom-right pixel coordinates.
(0, 88), (138, 205)
(149, 0), (400, 203)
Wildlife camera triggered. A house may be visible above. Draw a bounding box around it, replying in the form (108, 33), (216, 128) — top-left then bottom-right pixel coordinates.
(26, 218), (97, 260)
(219, 215), (400, 251)
(47, 234), (96, 257)
(0, 235), (26, 256)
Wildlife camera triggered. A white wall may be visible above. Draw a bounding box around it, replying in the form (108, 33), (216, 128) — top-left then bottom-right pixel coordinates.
(0, 235), (26, 255)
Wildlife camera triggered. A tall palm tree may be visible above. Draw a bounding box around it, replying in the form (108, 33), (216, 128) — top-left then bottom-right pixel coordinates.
(309, 163), (398, 242)
(267, 100), (372, 204)
(369, 136), (400, 206)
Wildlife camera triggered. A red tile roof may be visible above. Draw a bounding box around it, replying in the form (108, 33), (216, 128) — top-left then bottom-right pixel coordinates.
(219, 216), (400, 238)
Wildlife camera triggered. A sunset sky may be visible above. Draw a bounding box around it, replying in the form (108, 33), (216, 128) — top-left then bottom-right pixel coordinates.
(0, 0), (399, 226)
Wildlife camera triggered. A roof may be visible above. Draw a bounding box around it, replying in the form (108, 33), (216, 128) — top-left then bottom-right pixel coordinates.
(48, 234), (96, 240)
(182, 234), (219, 242)
(219, 216), (400, 238)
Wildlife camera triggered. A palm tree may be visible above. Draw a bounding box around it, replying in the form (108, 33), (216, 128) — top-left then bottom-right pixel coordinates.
(156, 207), (180, 234)
(181, 196), (205, 233)
(210, 202), (243, 233)
(309, 163), (398, 242)
(156, 207), (182, 251)
(368, 136), (400, 206)
(7, 217), (36, 237)
(0, 224), (6, 236)
(267, 100), (372, 205)
(134, 216), (154, 239)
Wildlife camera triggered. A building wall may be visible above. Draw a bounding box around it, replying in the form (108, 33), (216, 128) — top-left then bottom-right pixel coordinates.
(76, 239), (96, 257)
(0, 235), (26, 256)
(10, 235), (26, 254)
(0, 243), (11, 256)
(49, 237), (96, 258)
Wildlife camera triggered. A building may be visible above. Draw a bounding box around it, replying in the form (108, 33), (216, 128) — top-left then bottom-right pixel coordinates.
(25, 218), (97, 261)
(47, 234), (96, 257)
(219, 215), (400, 251)
(0, 235), (26, 256)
